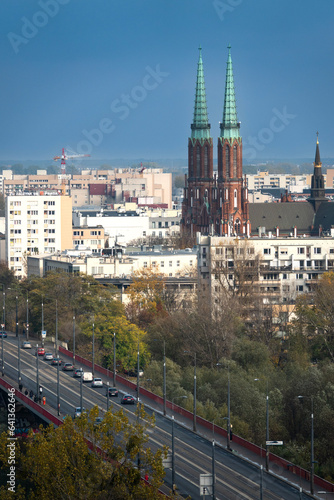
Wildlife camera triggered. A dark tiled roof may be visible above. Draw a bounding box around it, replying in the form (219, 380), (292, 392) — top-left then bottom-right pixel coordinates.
(249, 202), (315, 235)
(314, 201), (334, 232)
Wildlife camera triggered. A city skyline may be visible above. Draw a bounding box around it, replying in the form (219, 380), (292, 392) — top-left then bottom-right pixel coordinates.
(1, 0), (334, 161)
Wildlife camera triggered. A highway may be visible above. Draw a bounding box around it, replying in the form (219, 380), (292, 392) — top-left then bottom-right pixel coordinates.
(1, 334), (318, 499)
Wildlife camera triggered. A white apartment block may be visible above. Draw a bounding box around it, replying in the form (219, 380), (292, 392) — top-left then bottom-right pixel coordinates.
(6, 193), (72, 278)
(72, 207), (181, 246)
(27, 248), (197, 279)
(246, 172), (312, 193)
(197, 234), (334, 304)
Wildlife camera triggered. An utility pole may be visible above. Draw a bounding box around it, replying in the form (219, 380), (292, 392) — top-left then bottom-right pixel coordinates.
(163, 340), (166, 416)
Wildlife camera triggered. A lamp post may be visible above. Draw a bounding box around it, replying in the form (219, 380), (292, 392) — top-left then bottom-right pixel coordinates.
(298, 395), (314, 495)
(92, 319), (95, 377)
(171, 395), (187, 495)
(212, 439), (216, 500)
(184, 350), (197, 432)
(80, 372), (83, 409)
(107, 381), (110, 411)
(255, 378), (269, 471)
(73, 314), (76, 367)
(113, 332), (116, 387)
(1, 290), (5, 376)
(163, 340), (166, 416)
(55, 299), (58, 357)
(17, 296), (21, 387)
(41, 296), (44, 347)
(227, 365), (231, 451)
(16, 295), (18, 338)
(57, 356), (60, 415)
(136, 338), (140, 403)
(36, 343), (39, 399)
(26, 294), (29, 340)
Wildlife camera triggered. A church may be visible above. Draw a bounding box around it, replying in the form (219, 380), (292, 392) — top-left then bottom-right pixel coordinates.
(181, 47), (334, 239)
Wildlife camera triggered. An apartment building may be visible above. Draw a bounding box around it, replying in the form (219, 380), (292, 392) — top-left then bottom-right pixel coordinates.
(27, 247), (197, 279)
(197, 234), (334, 304)
(6, 193), (72, 278)
(72, 225), (106, 253)
(246, 172), (312, 193)
(2, 168), (172, 208)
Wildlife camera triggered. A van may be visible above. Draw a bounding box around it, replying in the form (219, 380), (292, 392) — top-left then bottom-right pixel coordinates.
(82, 372), (93, 382)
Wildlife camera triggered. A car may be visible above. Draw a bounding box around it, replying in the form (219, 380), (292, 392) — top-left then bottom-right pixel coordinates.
(51, 357), (62, 366)
(73, 368), (83, 378)
(91, 377), (103, 388)
(121, 394), (136, 405)
(73, 407), (86, 419)
(0, 331), (7, 338)
(44, 352), (53, 361)
(94, 416), (103, 426)
(35, 347), (45, 356)
(62, 363), (74, 371)
(22, 341), (32, 349)
(106, 387), (118, 397)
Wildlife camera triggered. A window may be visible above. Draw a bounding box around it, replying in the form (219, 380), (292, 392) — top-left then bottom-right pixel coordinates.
(143, 262), (147, 268)
(296, 285), (304, 292)
(264, 248), (271, 255)
(282, 273), (288, 280)
(169, 261), (172, 267)
(330, 249), (334, 254)
(280, 248), (288, 255)
(177, 261), (180, 267)
(314, 248), (321, 254)
(298, 247), (305, 254)
(296, 274), (303, 279)
(152, 261), (156, 267)
(161, 261), (164, 267)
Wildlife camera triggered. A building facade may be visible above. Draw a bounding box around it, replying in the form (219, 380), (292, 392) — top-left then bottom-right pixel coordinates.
(6, 193), (72, 278)
(182, 46), (250, 238)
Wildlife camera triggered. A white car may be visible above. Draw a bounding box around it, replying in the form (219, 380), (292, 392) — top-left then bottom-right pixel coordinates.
(91, 377), (103, 388)
(22, 341), (32, 349)
(44, 352), (53, 361)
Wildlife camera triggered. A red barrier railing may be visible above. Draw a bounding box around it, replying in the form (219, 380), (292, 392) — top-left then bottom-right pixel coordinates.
(58, 346), (334, 492)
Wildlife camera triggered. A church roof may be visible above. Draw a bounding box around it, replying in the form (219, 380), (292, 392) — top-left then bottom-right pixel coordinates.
(191, 47), (211, 141)
(220, 45), (240, 140)
(314, 201), (334, 233)
(249, 202), (315, 235)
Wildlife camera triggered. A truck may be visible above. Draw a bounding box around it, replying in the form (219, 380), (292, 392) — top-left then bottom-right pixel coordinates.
(82, 372), (93, 383)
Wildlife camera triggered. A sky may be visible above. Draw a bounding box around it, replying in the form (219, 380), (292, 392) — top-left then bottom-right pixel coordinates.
(1, 0), (334, 163)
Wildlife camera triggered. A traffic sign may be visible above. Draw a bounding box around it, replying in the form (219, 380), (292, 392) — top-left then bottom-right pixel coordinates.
(41, 330), (47, 338)
(266, 440), (283, 445)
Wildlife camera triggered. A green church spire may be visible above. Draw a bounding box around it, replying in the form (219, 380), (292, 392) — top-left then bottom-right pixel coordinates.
(191, 46), (211, 141)
(220, 45), (240, 139)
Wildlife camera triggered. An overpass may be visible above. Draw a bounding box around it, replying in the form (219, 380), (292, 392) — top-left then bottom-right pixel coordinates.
(1, 333), (333, 499)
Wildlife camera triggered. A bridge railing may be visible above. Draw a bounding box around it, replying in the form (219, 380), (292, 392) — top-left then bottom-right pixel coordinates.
(58, 346), (334, 493)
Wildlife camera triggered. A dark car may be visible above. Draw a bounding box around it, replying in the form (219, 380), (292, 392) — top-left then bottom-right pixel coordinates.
(0, 332), (7, 338)
(73, 368), (83, 378)
(121, 394), (136, 405)
(106, 387), (118, 397)
(74, 407), (86, 419)
(51, 357), (62, 366)
(62, 363), (74, 371)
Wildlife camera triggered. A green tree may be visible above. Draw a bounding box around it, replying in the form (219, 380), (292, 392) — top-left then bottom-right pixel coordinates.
(0, 406), (168, 499)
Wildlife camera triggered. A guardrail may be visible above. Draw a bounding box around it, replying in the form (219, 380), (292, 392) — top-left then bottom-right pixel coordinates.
(58, 345), (334, 492)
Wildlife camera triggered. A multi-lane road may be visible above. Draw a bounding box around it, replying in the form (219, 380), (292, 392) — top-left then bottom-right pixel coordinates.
(0, 335), (319, 499)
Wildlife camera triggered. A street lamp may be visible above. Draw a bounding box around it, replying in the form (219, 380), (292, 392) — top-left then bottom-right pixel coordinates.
(55, 299), (58, 357)
(17, 296), (21, 387)
(92, 318), (95, 377)
(113, 332), (116, 387)
(298, 395), (315, 495)
(1, 289), (5, 376)
(184, 350), (197, 432)
(36, 343), (39, 399)
(73, 313), (76, 367)
(171, 395), (187, 494)
(255, 378), (269, 471)
(26, 294), (29, 340)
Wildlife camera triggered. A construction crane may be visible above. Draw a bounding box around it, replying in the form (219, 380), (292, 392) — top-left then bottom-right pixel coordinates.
(53, 148), (90, 195)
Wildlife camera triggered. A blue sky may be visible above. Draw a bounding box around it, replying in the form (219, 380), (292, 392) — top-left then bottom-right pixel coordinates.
(1, 0), (334, 163)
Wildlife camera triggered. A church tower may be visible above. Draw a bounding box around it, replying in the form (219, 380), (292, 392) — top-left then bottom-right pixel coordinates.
(308, 133), (327, 212)
(217, 45), (250, 236)
(182, 47), (215, 237)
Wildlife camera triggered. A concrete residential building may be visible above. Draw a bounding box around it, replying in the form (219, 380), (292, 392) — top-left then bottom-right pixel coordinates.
(197, 234), (334, 305)
(6, 193), (72, 278)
